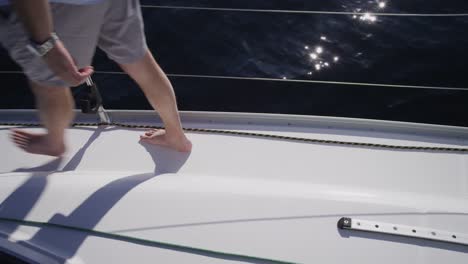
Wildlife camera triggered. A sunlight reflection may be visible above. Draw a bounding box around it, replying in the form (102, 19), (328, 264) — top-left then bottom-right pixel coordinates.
(304, 37), (341, 76)
(354, 1), (388, 24)
(360, 13), (377, 22)
(299, 1), (389, 79)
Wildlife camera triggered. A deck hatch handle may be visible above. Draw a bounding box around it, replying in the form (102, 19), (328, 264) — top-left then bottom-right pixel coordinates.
(338, 217), (468, 246)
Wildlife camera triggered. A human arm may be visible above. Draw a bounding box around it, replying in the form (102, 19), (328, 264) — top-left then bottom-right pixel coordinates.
(11, 0), (93, 86)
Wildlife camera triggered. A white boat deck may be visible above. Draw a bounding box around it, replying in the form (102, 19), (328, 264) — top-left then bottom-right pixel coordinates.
(0, 110), (468, 264)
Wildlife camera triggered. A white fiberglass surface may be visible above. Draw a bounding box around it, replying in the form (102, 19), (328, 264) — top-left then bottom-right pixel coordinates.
(0, 123), (467, 196)
(0, 113), (468, 263)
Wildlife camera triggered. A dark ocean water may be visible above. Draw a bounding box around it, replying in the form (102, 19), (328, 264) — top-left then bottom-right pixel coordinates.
(1, 0), (467, 126)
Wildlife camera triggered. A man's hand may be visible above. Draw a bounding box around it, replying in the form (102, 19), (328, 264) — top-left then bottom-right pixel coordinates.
(12, 0), (93, 86)
(43, 40), (93, 86)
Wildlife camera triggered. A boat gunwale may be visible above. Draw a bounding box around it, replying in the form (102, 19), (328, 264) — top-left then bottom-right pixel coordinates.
(0, 109), (467, 140)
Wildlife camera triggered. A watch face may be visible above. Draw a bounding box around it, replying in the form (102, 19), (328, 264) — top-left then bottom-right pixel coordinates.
(28, 33), (59, 57)
(38, 42), (54, 56)
(37, 47), (45, 56)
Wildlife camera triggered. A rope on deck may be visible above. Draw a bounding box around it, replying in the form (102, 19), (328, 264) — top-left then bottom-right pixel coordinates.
(0, 217), (299, 264)
(1, 122), (467, 153)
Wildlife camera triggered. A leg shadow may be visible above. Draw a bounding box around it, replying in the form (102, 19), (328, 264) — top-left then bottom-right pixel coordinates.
(140, 142), (191, 175)
(0, 158), (63, 235)
(21, 143), (191, 261)
(61, 127), (104, 171)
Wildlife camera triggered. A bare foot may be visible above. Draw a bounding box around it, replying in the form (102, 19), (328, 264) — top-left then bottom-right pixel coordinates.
(10, 129), (66, 157)
(139, 129), (192, 152)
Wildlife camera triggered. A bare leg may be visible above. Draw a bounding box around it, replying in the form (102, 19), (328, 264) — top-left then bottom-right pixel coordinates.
(10, 81), (73, 156)
(119, 50), (192, 152)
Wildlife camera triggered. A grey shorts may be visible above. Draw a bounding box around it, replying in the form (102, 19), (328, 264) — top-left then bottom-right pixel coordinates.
(0, 0), (147, 87)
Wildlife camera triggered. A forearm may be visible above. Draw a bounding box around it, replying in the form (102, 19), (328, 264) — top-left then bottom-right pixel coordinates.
(11, 0), (53, 43)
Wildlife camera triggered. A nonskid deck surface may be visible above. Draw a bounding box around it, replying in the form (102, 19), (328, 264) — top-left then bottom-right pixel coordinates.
(1, 111), (468, 263)
(1, 110), (467, 173)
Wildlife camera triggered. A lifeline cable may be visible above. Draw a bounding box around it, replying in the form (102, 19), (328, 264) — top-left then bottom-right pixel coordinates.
(1, 71), (467, 91)
(140, 5), (468, 17)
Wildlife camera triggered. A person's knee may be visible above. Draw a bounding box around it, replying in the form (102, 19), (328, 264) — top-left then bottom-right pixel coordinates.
(30, 80), (68, 92)
(29, 80), (73, 104)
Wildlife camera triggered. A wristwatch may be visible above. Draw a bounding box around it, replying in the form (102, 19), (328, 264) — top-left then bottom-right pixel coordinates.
(26, 32), (59, 57)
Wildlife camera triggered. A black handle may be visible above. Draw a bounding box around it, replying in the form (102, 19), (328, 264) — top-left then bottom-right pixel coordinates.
(80, 82), (103, 114)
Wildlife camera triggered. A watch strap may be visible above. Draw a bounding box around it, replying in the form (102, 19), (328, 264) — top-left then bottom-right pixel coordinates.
(27, 32), (59, 57)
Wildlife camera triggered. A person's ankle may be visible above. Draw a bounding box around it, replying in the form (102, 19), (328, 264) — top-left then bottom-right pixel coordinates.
(177, 137), (192, 152)
(165, 126), (185, 138)
(167, 130), (192, 152)
(44, 134), (65, 148)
